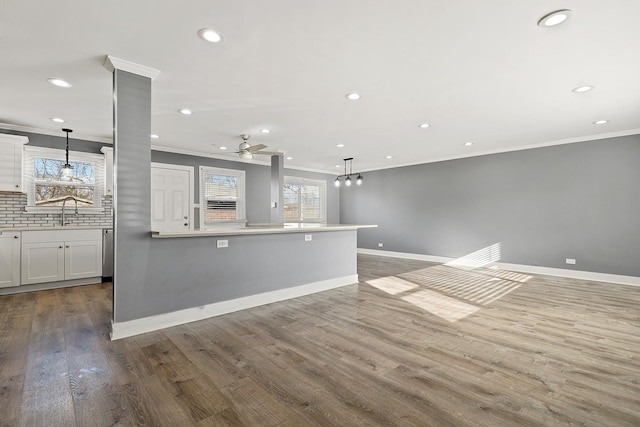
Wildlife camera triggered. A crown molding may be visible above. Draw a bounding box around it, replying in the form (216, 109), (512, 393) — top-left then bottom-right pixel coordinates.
(359, 128), (640, 173)
(104, 55), (161, 80)
(0, 123), (112, 144)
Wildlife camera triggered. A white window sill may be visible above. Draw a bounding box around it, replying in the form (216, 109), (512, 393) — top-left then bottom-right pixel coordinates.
(24, 207), (105, 214)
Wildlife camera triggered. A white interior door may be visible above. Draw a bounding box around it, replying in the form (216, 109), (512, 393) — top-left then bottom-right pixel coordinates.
(151, 164), (193, 232)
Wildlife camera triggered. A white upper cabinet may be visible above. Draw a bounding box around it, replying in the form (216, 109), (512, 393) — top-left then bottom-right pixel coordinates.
(0, 134), (28, 192)
(100, 146), (113, 196)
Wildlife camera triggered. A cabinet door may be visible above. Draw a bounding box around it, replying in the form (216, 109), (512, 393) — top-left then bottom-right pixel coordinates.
(0, 139), (22, 192)
(0, 233), (21, 288)
(21, 242), (65, 285)
(65, 240), (102, 280)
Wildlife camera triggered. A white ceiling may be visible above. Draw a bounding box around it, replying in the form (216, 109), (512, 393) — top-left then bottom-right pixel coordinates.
(2, 0), (639, 174)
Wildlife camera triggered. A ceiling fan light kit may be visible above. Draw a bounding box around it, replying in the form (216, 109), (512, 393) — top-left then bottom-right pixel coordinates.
(334, 157), (363, 188)
(235, 134), (283, 160)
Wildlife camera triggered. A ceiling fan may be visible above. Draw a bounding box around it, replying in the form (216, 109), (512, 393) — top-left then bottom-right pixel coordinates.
(236, 134), (283, 159)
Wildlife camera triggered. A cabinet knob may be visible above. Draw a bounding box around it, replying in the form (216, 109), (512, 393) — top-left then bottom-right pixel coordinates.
(184, 223), (188, 227)
(59, 246), (63, 249)
(15, 184), (19, 188)
(14, 235), (19, 239)
(184, 216), (188, 219)
(66, 245), (70, 248)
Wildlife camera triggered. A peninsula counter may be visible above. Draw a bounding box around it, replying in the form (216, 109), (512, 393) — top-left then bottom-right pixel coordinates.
(111, 224), (376, 339)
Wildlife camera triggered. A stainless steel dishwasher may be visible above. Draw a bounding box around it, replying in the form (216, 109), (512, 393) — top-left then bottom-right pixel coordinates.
(102, 228), (113, 281)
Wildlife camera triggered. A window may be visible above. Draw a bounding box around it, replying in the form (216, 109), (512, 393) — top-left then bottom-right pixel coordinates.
(284, 176), (326, 223)
(199, 166), (246, 227)
(24, 146), (105, 211)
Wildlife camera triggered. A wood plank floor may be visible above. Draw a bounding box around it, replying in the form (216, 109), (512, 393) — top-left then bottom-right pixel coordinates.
(1, 254), (640, 426)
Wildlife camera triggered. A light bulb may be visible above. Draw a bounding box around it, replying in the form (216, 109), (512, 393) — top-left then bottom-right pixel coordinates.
(334, 178), (341, 187)
(345, 176), (352, 186)
(356, 174), (363, 185)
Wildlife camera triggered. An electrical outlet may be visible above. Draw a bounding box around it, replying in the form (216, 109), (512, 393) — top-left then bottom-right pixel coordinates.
(305, 235), (312, 241)
(378, 243), (384, 248)
(217, 240), (229, 248)
(565, 258), (576, 265)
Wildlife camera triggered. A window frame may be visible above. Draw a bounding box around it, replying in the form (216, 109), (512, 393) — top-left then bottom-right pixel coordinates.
(23, 146), (105, 213)
(283, 176), (327, 224)
(199, 166), (246, 228)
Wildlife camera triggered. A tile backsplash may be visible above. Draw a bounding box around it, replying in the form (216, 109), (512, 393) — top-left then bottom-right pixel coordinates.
(0, 193), (113, 228)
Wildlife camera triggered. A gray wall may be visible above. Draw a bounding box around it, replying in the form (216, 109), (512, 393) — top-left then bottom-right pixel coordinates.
(341, 135), (640, 277)
(119, 230), (356, 322)
(151, 151), (340, 227)
(112, 69), (153, 323)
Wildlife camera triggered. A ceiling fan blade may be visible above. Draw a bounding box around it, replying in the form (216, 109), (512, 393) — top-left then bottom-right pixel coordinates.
(256, 150), (284, 156)
(246, 144), (267, 153)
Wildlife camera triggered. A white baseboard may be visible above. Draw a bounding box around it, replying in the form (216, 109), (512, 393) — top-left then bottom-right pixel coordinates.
(111, 274), (358, 340)
(358, 248), (640, 287)
(357, 248), (452, 264)
(0, 276), (103, 296)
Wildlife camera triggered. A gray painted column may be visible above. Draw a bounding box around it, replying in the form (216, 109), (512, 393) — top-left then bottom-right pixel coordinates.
(104, 57), (159, 323)
(270, 155), (284, 224)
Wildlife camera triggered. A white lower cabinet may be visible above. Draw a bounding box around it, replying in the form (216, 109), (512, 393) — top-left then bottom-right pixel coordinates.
(0, 231), (21, 288)
(65, 240), (101, 280)
(21, 229), (102, 286)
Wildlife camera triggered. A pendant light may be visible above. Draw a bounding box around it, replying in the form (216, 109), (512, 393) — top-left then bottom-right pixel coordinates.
(62, 128), (73, 179)
(334, 157), (363, 188)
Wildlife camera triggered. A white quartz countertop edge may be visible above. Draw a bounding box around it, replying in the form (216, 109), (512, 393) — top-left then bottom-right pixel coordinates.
(0, 226), (111, 232)
(151, 224), (377, 238)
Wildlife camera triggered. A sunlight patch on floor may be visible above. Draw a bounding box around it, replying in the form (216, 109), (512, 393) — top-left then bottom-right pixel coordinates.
(365, 243), (532, 322)
(367, 276), (419, 295)
(401, 289), (480, 322)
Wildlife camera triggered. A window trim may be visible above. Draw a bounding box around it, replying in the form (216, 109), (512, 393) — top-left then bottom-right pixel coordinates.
(199, 166), (246, 228)
(23, 146), (105, 213)
(283, 176), (327, 224)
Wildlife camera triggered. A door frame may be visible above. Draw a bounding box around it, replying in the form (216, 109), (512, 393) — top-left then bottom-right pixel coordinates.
(150, 162), (195, 231)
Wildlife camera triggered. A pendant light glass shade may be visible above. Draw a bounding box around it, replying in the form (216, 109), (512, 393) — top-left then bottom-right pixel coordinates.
(334, 157), (362, 188)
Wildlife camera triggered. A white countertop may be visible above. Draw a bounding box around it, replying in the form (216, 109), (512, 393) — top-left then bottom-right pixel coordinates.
(151, 224), (377, 238)
(0, 226), (111, 232)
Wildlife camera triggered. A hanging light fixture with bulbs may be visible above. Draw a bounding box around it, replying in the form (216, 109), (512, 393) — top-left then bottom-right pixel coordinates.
(61, 128), (74, 180)
(334, 157), (363, 187)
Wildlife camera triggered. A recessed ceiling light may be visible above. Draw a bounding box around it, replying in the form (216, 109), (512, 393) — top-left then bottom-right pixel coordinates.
(51, 117), (65, 123)
(419, 123), (430, 128)
(219, 146), (227, 150)
(538, 9), (572, 27)
(47, 78), (72, 88)
(260, 129), (270, 134)
(464, 142), (474, 146)
(345, 93), (361, 101)
(198, 28), (223, 43)
(286, 156), (293, 160)
(572, 85), (594, 93)
(336, 144), (345, 148)
(386, 155), (393, 159)
(179, 109), (192, 115)
(593, 120), (609, 125)
(150, 134), (159, 139)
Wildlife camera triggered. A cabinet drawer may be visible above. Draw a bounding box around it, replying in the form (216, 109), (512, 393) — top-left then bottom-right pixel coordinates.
(22, 229), (102, 243)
